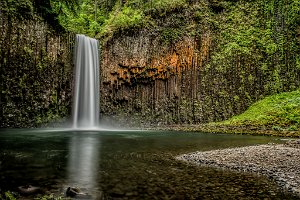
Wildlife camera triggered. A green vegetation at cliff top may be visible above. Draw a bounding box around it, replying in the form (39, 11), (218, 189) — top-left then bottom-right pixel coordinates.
(219, 89), (300, 131)
(53, 0), (188, 39)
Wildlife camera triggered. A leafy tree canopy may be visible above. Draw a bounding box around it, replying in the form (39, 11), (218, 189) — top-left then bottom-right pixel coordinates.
(1, 0), (78, 31)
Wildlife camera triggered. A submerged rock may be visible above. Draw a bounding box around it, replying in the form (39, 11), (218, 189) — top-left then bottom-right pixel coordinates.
(66, 187), (92, 199)
(18, 185), (40, 195)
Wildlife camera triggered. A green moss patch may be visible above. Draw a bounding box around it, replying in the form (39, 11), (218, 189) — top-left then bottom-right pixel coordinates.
(218, 89), (300, 131)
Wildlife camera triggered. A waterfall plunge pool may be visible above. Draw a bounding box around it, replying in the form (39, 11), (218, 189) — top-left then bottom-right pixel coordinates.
(0, 129), (298, 199)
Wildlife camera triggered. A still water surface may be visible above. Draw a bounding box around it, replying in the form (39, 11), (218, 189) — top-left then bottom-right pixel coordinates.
(0, 129), (298, 199)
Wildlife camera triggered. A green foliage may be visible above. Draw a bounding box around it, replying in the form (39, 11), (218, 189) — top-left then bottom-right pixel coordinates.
(54, 0), (188, 38)
(100, 5), (147, 37)
(54, 0), (105, 36)
(220, 89), (300, 130)
(0, 0), (78, 30)
(160, 27), (184, 44)
(205, 0), (300, 108)
(34, 194), (69, 200)
(1, 0), (34, 19)
(0, 191), (17, 200)
(144, 0), (187, 16)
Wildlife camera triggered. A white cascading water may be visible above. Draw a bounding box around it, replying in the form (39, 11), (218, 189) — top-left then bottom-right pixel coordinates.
(72, 34), (100, 129)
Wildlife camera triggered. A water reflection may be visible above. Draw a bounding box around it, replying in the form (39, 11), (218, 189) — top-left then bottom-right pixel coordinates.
(67, 133), (100, 192)
(1, 130), (296, 199)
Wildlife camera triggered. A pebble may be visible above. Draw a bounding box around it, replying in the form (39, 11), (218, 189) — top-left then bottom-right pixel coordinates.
(176, 139), (300, 197)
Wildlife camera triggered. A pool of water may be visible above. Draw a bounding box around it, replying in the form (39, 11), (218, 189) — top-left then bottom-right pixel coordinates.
(0, 129), (298, 199)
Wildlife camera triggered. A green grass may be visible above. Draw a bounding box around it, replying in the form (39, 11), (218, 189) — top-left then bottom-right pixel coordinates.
(219, 89), (300, 131)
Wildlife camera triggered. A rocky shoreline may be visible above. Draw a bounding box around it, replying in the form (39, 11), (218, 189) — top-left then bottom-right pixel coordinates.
(142, 123), (300, 138)
(176, 140), (300, 197)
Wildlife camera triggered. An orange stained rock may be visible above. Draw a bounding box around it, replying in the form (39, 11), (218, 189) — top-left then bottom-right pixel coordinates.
(149, 71), (154, 77)
(170, 52), (179, 67)
(118, 69), (123, 76)
(182, 45), (194, 68)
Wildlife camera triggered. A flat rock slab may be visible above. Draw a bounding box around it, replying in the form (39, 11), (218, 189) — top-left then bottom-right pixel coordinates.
(176, 140), (300, 196)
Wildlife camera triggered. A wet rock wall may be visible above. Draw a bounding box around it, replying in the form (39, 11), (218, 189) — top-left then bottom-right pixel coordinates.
(0, 14), (74, 127)
(101, 32), (228, 126)
(100, 6), (300, 126)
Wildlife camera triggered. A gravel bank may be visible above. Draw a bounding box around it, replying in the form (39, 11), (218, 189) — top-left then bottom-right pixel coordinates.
(176, 140), (300, 196)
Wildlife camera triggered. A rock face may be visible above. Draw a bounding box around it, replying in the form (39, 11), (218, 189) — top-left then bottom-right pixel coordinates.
(101, 31), (236, 126)
(176, 140), (300, 197)
(0, 13), (74, 128)
(100, 1), (300, 126)
(1, 1), (300, 128)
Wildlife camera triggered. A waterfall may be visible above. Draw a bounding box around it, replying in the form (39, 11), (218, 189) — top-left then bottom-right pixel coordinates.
(72, 34), (100, 128)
